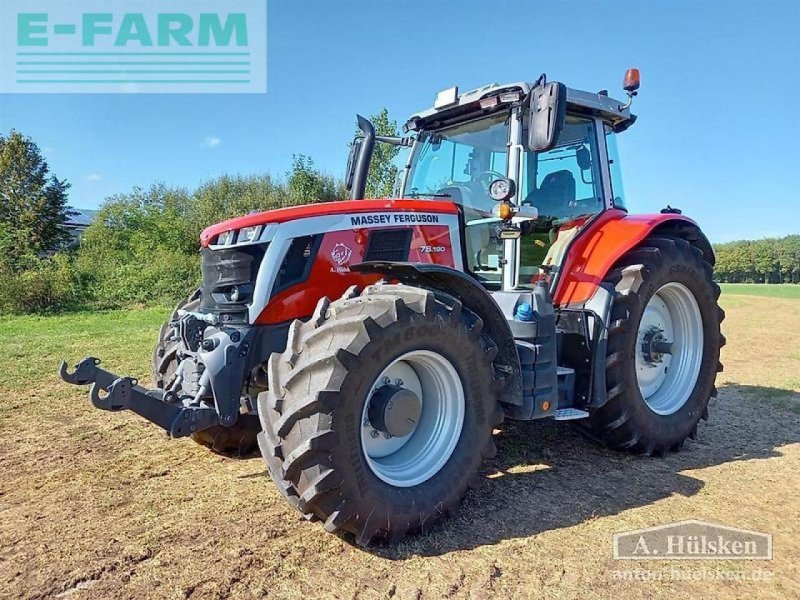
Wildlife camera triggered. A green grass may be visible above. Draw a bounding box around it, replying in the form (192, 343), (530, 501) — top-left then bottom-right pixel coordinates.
(718, 283), (800, 299)
(737, 385), (800, 415)
(0, 307), (170, 393)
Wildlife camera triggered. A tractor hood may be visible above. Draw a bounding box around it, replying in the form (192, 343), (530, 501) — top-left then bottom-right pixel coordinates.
(200, 199), (459, 247)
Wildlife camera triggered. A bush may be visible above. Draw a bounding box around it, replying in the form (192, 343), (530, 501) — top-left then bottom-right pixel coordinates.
(85, 250), (200, 308)
(0, 122), (365, 314)
(0, 253), (86, 313)
(72, 165), (344, 311)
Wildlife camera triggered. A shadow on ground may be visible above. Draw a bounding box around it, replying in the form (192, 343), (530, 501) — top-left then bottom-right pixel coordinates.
(372, 383), (800, 557)
(231, 384), (799, 557)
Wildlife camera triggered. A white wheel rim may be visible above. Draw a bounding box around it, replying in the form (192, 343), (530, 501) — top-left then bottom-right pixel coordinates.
(636, 282), (704, 415)
(360, 350), (465, 488)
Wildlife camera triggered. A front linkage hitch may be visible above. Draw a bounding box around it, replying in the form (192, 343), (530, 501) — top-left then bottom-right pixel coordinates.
(59, 357), (218, 438)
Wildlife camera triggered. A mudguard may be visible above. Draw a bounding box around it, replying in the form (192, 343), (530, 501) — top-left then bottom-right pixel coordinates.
(351, 261), (523, 407)
(553, 209), (713, 306)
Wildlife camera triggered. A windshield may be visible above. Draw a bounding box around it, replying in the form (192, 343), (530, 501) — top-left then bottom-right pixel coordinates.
(400, 111), (608, 289)
(402, 112), (511, 284)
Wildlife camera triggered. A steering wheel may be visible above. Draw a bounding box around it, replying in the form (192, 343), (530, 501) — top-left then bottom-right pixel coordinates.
(474, 170), (507, 190)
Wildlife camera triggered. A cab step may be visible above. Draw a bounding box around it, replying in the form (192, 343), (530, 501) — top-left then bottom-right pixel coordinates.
(554, 408), (590, 421)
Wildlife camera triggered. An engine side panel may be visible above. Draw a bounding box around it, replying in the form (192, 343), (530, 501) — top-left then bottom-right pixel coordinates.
(252, 211), (461, 325)
(553, 209), (700, 306)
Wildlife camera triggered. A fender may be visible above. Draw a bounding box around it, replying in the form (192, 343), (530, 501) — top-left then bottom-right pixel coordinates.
(553, 209), (713, 306)
(351, 261), (523, 408)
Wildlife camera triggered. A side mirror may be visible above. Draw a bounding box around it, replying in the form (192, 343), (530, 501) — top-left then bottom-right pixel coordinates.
(345, 137), (363, 192)
(528, 81), (566, 152)
(576, 146), (591, 171)
(576, 145), (593, 185)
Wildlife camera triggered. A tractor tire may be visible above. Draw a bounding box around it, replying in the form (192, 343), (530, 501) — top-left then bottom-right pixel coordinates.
(257, 283), (504, 545)
(585, 235), (725, 455)
(152, 290), (259, 458)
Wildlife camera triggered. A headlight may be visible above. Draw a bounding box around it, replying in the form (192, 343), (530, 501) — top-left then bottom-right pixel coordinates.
(489, 177), (516, 202)
(216, 230), (235, 245)
(215, 225), (262, 246)
(238, 225), (262, 244)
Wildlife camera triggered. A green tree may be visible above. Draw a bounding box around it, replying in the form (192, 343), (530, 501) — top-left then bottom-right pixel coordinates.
(354, 108), (401, 199)
(778, 235), (800, 283)
(287, 155), (345, 204)
(0, 130), (72, 261)
(192, 173), (287, 240)
(713, 235), (800, 284)
(75, 184), (199, 305)
(752, 239), (778, 283)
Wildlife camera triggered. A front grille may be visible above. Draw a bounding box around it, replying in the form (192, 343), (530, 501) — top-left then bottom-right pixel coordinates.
(200, 244), (267, 321)
(364, 229), (412, 262)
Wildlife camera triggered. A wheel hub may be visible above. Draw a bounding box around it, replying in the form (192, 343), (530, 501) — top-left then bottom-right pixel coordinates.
(635, 282), (704, 416)
(360, 350), (465, 488)
(640, 327), (674, 365)
(368, 384), (422, 438)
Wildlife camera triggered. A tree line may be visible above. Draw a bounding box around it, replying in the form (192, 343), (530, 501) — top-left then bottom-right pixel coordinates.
(2, 119), (796, 314)
(0, 110), (400, 313)
(713, 236), (800, 284)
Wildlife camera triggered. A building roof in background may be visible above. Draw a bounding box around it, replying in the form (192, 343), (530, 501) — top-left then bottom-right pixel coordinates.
(65, 208), (97, 227)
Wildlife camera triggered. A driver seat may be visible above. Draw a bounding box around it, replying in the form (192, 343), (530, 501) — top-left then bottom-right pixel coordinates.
(527, 170), (576, 218)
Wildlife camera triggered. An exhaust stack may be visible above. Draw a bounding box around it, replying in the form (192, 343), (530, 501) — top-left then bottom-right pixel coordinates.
(349, 114), (375, 200)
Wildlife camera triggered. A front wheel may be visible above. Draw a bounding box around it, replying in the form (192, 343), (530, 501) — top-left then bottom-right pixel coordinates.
(586, 235), (725, 455)
(257, 284), (504, 545)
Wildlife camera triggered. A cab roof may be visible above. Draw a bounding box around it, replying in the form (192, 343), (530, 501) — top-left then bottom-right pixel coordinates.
(405, 80), (636, 134)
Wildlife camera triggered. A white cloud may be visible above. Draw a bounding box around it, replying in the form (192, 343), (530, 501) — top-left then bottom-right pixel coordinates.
(85, 173), (101, 181)
(202, 136), (222, 148)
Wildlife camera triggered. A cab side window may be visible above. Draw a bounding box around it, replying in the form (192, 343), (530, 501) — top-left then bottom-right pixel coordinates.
(516, 117), (604, 287)
(605, 124), (627, 210)
(520, 117), (603, 221)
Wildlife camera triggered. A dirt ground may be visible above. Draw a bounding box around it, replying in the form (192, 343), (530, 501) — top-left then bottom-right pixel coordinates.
(1, 294), (798, 599)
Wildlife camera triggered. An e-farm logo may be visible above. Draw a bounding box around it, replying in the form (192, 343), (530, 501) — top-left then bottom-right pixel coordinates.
(0, 0), (266, 93)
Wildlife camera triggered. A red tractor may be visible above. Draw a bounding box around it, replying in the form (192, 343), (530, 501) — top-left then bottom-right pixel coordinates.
(61, 71), (724, 545)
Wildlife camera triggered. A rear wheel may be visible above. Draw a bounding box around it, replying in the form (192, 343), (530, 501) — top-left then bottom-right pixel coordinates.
(257, 283), (504, 544)
(586, 236), (725, 454)
(152, 291), (259, 457)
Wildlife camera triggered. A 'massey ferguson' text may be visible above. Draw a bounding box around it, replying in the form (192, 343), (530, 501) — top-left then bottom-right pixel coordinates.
(350, 213), (440, 227)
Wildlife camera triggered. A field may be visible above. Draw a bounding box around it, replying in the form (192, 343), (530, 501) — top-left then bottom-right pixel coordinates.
(719, 283), (800, 299)
(1, 291), (799, 599)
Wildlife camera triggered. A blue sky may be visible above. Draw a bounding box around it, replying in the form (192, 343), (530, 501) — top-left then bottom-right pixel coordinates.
(1, 0), (798, 243)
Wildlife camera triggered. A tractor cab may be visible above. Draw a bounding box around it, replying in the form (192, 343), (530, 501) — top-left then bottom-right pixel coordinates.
(348, 72), (639, 293)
